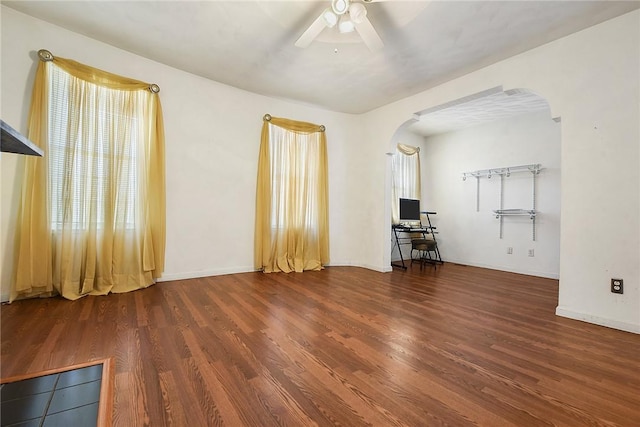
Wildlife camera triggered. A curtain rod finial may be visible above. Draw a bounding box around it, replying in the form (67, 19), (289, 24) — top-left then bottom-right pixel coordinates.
(149, 84), (160, 93)
(38, 49), (53, 62)
(263, 114), (272, 121)
(319, 125), (325, 132)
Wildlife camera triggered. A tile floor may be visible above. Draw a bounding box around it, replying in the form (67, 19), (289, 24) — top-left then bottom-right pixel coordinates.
(1, 364), (102, 427)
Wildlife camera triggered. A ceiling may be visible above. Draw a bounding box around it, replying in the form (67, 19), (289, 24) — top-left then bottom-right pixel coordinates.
(4, 0), (639, 134)
(408, 87), (553, 136)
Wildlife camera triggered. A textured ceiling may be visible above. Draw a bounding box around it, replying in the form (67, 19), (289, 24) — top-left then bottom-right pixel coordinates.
(3, 1), (639, 133)
(409, 89), (552, 137)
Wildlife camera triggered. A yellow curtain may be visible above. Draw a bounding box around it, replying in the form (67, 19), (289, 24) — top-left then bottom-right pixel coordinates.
(11, 53), (165, 301)
(255, 115), (329, 273)
(391, 143), (421, 224)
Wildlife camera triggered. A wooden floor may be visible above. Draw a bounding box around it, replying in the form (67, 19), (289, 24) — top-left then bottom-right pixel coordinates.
(2, 263), (639, 426)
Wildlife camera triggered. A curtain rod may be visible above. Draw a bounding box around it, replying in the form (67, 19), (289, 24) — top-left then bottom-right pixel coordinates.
(37, 49), (160, 93)
(263, 114), (326, 132)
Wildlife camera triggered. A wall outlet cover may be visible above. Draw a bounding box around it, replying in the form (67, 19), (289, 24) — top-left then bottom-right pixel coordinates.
(611, 278), (623, 294)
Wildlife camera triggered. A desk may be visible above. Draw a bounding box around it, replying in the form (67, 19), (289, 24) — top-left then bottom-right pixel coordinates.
(391, 225), (429, 269)
(391, 212), (443, 269)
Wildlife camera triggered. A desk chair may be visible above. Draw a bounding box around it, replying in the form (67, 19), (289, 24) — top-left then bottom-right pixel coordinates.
(411, 233), (438, 269)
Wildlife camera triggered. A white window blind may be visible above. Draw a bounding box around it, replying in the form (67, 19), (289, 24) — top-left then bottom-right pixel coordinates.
(47, 65), (140, 231)
(268, 123), (321, 232)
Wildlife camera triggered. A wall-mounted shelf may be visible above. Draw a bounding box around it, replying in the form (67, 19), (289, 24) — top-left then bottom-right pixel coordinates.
(493, 209), (537, 219)
(463, 163), (541, 241)
(1, 120), (43, 157)
(462, 163), (541, 180)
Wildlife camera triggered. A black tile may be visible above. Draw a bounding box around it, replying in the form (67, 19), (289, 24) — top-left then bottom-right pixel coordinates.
(47, 380), (101, 414)
(1, 364), (104, 427)
(2, 418), (42, 427)
(56, 365), (102, 389)
(1, 374), (58, 401)
(42, 402), (99, 427)
(0, 392), (50, 426)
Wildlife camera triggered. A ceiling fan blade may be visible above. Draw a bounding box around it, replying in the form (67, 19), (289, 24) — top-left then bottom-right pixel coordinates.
(295, 13), (328, 48)
(354, 16), (383, 51)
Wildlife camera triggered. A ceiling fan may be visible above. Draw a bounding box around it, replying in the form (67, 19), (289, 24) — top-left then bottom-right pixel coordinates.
(295, 0), (384, 51)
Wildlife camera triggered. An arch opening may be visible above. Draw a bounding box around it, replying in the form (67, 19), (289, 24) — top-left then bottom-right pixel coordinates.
(385, 87), (561, 280)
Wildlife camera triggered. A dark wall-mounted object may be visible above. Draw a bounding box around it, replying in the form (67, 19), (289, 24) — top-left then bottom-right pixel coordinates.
(1, 120), (43, 156)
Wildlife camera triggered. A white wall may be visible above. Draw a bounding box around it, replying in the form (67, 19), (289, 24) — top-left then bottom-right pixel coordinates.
(363, 10), (639, 333)
(420, 110), (561, 278)
(0, 6), (367, 299)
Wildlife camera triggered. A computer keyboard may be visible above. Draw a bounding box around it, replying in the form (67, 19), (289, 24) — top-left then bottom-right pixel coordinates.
(393, 224), (425, 231)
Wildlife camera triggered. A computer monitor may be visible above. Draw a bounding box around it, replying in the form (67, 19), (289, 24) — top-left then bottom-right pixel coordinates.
(399, 198), (421, 221)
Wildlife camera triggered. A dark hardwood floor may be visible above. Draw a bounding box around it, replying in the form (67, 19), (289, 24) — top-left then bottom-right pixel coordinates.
(2, 263), (639, 426)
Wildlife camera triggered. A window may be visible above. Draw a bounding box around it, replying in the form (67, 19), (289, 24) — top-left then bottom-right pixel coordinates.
(12, 52), (166, 301)
(255, 116), (329, 273)
(391, 144), (421, 224)
(47, 66), (141, 231)
(268, 124), (320, 232)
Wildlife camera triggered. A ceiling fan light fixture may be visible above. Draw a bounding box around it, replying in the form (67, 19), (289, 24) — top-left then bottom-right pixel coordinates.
(348, 3), (367, 24)
(332, 0), (350, 16)
(322, 8), (338, 28)
(338, 15), (355, 33)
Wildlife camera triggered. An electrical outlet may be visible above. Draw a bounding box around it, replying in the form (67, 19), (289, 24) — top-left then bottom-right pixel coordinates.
(507, 247), (513, 254)
(528, 249), (534, 257)
(611, 278), (624, 294)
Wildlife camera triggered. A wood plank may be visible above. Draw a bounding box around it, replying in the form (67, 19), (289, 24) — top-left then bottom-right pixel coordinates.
(2, 264), (639, 426)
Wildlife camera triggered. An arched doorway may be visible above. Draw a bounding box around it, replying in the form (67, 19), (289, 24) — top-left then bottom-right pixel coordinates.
(385, 86), (561, 279)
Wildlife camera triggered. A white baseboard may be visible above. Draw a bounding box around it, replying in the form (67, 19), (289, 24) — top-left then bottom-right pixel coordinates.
(556, 306), (640, 334)
(160, 263), (391, 282)
(326, 262), (391, 273)
(443, 258), (559, 280)
(158, 266), (256, 282)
